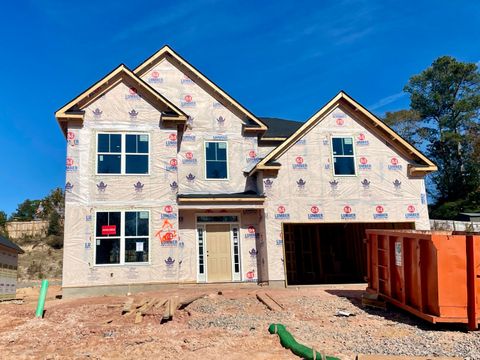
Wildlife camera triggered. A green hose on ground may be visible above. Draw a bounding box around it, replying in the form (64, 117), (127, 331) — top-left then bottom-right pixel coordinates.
(268, 323), (341, 360)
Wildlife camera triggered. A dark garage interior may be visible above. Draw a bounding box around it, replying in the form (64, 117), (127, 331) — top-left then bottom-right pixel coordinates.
(283, 222), (414, 285)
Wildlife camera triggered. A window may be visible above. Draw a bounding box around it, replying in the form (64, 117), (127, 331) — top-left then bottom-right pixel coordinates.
(331, 137), (356, 176)
(205, 141), (228, 179)
(197, 227), (205, 276)
(95, 211), (149, 265)
(97, 134), (121, 174)
(197, 215), (239, 223)
(232, 226), (240, 276)
(97, 133), (149, 174)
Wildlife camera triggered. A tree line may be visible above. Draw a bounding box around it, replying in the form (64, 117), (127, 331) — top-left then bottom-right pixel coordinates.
(384, 56), (480, 219)
(0, 188), (64, 238)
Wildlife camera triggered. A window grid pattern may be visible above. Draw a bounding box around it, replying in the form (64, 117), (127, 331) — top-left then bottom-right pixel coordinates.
(95, 211), (149, 265)
(97, 133), (149, 175)
(205, 141), (228, 179)
(232, 227), (240, 274)
(332, 136), (356, 176)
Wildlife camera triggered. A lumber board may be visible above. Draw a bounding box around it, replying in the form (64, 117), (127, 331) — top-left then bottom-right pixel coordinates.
(122, 298), (134, 315)
(256, 292), (282, 311)
(264, 292), (284, 310)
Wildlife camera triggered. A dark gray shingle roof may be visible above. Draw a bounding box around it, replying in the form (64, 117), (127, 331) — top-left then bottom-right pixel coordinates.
(259, 117), (303, 138)
(0, 235), (24, 254)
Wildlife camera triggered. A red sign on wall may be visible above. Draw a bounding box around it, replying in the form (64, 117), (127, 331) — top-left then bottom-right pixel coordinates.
(101, 225), (116, 235)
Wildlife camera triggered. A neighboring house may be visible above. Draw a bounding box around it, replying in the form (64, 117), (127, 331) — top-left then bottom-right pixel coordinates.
(456, 213), (480, 222)
(55, 46), (437, 297)
(0, 235), (24, 300)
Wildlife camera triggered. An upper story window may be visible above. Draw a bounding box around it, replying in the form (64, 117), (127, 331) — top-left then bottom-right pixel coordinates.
(331, 136), (356, 176)
(97, 133), (149, 175)
(205, 141), (228, 179)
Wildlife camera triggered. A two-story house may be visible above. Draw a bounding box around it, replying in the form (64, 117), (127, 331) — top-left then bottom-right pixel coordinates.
(55, 46), (436, 297)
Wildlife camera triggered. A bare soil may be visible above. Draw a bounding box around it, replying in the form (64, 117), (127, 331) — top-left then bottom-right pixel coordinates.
(0, 284), (477, 360)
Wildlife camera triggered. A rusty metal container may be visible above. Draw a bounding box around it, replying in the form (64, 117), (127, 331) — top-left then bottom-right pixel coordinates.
(365, 229), (480, 330)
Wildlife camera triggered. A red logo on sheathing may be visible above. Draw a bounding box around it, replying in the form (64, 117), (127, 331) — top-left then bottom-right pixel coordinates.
(66, 157), (74, 166)
(376, 205), (384, 214)
(278, 206), (286, 214)
(343, 206), (352, 214)
(185, 152), (194, 160)
(67, 132), (75, 140)
(248, 226), (256, 234)
(163, 232), (174, 241)
(101, 225), (116, 235)
(129, 87), (137, 95)
(151, 71), (160, 78)
(408, 205), (416, 213)
(184, 95), (193, 102)
(358, 133), (365, 141)
(249, 150), (256, 158)
(295, 156), (304, 164)
(391, 157), (399, 165)
(164, 205), (173, 213)
(246, 270), (255, 279)
(360, 157), (368, 165)
(336, 118), (344, 126)
(169, 159), (178, 166)
(169, 133), (177, 141)
(311, 206), (319, 214)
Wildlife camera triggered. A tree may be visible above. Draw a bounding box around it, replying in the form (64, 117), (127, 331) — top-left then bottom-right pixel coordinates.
(384, 56), (480, 217)
(0, 211), (7, 236)
(10, 199), (41, 221)
(47, 211), (62, 236)
(40, 188), (65, 220)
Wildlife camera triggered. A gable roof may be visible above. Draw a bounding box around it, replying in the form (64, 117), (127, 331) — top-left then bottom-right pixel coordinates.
(0, 235), (24, 254)
(55, 64), (188, 137)
(251, 91), (437, 176)
(259, 117), (303, 139)
(134, 45), (268, 131)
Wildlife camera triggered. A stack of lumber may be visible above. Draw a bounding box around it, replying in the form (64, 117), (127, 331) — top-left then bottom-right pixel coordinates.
(121, 294), (205, 324)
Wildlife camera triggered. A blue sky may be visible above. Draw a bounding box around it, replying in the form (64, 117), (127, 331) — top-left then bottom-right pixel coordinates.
(0, 0), (479, 215)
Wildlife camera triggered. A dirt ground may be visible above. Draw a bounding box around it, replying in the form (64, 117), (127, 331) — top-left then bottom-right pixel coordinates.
(0, 284), (478, 360)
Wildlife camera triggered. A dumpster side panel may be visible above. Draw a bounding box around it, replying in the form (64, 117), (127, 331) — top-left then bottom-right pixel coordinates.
(435, 234), (468, 318)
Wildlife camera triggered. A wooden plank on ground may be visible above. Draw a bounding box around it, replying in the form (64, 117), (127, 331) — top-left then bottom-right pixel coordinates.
(256, 292), (282, 311)
(122, 298), (134, 315)
(264, 292), (284, 310)
(134, 311), (143, 324)
(162, 299), (172, 322)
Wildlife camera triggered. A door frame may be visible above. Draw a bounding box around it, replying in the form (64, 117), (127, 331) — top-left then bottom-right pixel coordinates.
(195, 213), (241, 283)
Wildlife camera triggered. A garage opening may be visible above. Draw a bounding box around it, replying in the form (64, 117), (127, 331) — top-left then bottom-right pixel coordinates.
(283, 222), (414, 285)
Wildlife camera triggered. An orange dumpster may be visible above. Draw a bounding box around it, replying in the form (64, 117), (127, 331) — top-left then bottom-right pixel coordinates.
(365, 229), (480, 330)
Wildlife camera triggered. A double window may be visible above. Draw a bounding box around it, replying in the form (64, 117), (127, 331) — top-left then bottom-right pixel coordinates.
(95, 211), (149, 265)
(97, 133), (149, 174)
(205, 141), (228, 179)
(331, 136), (356, 176)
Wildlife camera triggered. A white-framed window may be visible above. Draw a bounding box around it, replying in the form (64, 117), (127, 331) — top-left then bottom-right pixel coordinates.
(197, 226), (206, 282)
(94, 210), (150, 265)
(331, 136), (356, 176)
(97, 133), (149, 175)
(231, 225), (241, 281)
(205, 141), (228, 179)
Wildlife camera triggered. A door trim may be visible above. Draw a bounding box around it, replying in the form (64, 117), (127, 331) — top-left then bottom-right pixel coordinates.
(195, 213), (241, 283)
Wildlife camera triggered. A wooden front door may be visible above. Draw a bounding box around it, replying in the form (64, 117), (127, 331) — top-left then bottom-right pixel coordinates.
(206, 224), (232, 282)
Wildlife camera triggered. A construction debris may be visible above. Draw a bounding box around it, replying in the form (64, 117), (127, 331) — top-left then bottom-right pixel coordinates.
(121, 294), (206, 324)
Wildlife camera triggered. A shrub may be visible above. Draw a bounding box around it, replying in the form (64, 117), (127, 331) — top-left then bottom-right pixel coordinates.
(46, 235), (63, 249)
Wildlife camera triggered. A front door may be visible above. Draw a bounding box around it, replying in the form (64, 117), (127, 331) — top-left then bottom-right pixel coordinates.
(206, 224), (232, 282)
